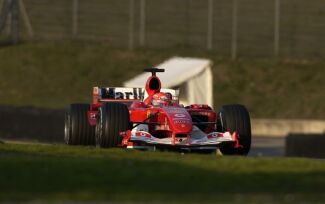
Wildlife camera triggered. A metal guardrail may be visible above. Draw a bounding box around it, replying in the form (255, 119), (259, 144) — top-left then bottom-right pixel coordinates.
(286, 134), (325, 158)
(252, 119), (325, 137)
(1, 105), (325, 143)
(0, 106), (65, 143)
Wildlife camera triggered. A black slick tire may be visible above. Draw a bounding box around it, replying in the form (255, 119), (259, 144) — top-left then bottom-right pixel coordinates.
(96, 102), (130, 148)
(64, 104), (95, 145)
(218, 104), (251, 155)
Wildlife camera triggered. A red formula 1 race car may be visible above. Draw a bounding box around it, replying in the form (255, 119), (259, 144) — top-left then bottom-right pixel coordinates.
(64, 68), (251, 155)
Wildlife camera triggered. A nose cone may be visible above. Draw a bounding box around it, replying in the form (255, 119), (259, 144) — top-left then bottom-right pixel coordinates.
(162, 107), (192, 133)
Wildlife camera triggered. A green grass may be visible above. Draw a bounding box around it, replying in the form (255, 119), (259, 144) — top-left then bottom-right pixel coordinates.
(0, 41), (324, 119)
(1, 142), (325, 203)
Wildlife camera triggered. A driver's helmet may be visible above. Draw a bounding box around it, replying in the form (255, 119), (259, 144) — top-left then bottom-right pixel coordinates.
(152, 92), (171, 106)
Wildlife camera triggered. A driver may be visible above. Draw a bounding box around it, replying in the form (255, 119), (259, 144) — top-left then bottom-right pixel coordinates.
(151, 92), (172, 106)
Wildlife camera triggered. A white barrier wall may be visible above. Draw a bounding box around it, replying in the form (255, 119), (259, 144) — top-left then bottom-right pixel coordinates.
(252, 119), (325, 137)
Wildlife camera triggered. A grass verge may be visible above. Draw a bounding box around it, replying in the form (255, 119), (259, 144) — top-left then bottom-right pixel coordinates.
(0, 41), (324, 119)
(1, 142), (325, 203)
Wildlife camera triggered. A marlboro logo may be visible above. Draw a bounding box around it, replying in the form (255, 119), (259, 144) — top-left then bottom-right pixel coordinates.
(100, 87), (144, 100)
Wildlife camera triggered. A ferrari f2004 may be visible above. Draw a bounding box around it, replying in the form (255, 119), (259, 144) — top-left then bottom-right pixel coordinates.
(65, 68), (251, 155)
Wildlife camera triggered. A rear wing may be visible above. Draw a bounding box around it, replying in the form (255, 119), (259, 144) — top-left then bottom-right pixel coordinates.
(92, 87), (179, 104)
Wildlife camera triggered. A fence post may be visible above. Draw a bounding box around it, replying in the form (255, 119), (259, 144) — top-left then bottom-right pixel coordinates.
(72, 0), (78, 36)
(0, 0), (7, 32)
(231, 0), (238, 60)
(18, 0), (34, 38)
(0, 0), (3, 14)
(5, 1), (11, 35)
(274, 0), (280, 57)
(10, 0), (19, 44)
(139, 0), (145, 46)
(207, 0), (213, 50)
(128, 0), (135, 50)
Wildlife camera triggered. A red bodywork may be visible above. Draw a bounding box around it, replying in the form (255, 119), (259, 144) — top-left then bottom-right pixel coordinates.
(87, 74), (239, 149)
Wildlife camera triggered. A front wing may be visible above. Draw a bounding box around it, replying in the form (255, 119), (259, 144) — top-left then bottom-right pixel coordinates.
(121, 128), (239, 150)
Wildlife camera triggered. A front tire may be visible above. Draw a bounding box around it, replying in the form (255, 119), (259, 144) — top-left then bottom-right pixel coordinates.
(218, 104), (251, 155)
(64, 104), (95, 145)
(96, 102), (130, 148)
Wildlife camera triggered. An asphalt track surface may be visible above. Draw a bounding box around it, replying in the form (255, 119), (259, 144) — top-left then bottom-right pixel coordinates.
(249, 136), (285, 157)
(2, 136), (286, 157)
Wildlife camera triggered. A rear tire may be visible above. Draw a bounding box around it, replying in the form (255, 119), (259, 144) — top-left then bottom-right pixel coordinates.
(96, 102), (130, 148)
(218, 104), (251, 155)
(64, 104), (95, 145)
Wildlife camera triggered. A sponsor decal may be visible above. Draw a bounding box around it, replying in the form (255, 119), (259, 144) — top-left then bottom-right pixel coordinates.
(101, 87), (144, 100)
(135, 132), (151, 138)
(174, 113), (186, 118)
(174, 120), (190, 124)
(165, 108), (187, 114)
(207, 133), (224, 139)
(172, 117), (191, 121)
